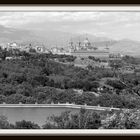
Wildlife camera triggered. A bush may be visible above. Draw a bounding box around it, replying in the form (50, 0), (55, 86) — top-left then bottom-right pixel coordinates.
(15, 120), (40, 129)
(0, 115), (14, 129)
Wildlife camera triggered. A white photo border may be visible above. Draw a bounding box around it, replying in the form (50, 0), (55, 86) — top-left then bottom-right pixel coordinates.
(0, 5), (139, 135)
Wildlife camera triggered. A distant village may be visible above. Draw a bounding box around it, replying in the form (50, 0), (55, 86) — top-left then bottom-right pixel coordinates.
(0, 38), (122, 57)
(0, 42), (50, 54)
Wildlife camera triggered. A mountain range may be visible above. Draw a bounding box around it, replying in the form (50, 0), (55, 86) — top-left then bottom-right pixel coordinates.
(0, 24), (140, 56)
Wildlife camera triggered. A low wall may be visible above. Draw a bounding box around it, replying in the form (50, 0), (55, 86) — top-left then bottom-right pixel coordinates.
(0, 103), (125, 111)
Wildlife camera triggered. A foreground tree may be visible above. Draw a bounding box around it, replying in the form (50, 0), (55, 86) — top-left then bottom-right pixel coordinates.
(42, 109), (101, 129)
(0, 115), (14, 129)
(100, 109), (140, 129)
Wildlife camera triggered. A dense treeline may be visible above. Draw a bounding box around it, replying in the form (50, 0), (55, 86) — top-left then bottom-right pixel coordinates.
(0, 48), (140, 108)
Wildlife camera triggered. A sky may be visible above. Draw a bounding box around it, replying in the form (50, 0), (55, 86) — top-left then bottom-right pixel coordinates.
(1, 11), (140, 41)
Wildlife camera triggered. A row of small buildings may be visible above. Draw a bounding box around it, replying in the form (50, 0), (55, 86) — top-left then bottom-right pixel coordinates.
(0, 38), (123, 62)
(0, 42), (50, 54)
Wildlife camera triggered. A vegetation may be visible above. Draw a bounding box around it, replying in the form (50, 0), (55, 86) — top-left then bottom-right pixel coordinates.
(0, 48), (139, 109)
(15, 120), (40, 129)
(0, 115), (14, 129)
(0, 108), (140, 129)
(42, 109), (101, 129)
(101, 109), (140, 129)
(0, 47), (140, 130)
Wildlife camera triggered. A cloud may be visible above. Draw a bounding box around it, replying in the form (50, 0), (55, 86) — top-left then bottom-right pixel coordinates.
(0, 12), (121, 27)
(0, 12), (140, 40)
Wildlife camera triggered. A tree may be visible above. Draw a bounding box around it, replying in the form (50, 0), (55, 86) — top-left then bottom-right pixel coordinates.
(0, 115), (14, 129)
(36, 92), (47, 104)
(106, 80), (125, 90)
(25, 97), (36, 104)
(8, 73), (26, 85)
(42, 109), (101, 129)
(2, 84), (16, 96)
(16, 82), (34, 97)
(6, 94), (27, 104)
(101, 109), (140, 129)
(15, 120), (40, 129)
(97, 93), (124, 108)
(0, 95), (6, 104)
(0, 48), (7, 60)
(109, 60), (123, 69)
(29, 48), (36, 53)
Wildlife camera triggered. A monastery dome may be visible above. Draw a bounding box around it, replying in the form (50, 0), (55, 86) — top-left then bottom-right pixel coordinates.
(83, 38), (90, 44)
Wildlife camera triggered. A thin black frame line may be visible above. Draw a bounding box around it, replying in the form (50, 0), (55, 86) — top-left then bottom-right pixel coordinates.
(0, 9), (140, 13)
(0, 5), (139, 136)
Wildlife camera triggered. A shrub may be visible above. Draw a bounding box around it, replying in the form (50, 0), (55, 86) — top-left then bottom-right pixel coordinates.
(15, 120), (40, 129)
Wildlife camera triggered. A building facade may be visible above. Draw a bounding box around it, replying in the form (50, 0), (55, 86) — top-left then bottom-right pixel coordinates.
(69, 38), (110, 59)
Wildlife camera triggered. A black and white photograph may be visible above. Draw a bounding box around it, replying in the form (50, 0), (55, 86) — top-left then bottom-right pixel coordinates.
(0, 5), (140, 135)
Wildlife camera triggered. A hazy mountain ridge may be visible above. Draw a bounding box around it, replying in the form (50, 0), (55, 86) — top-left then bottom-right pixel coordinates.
(0, 25), (38, 42)
(109, 39), (140, 56)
